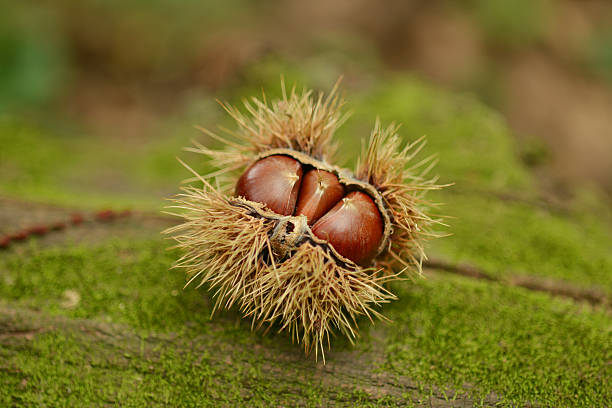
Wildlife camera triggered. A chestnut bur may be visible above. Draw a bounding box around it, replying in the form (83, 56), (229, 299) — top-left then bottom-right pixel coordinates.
(166, 83), (441, 360)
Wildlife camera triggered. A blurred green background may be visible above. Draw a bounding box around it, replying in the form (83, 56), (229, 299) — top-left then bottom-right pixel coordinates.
(2, 0), (612, 200)
(1, 1), (611, 406)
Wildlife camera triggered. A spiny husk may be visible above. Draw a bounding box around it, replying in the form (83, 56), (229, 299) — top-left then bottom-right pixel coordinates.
(164, 179), (395, 362)
(165, 184), (272, 314)
(186, 79), (347, 191)
(166, 82), (443, 360)
(356, 120), (444, 274)
(243, 242), (397, 362)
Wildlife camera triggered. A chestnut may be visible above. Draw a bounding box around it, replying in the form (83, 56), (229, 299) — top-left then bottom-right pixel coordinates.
(295, 169), (344, 224)
(235, 155), (384, 265)
(235, 155), (303, 215)
(311, 191), (383, 265)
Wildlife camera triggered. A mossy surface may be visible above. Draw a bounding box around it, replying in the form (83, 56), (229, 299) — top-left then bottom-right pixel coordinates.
(1, 71), (611, 406)
(0, 239), (610, 407)
(340, 79), (612, 290)
(0, 112), (217, 210)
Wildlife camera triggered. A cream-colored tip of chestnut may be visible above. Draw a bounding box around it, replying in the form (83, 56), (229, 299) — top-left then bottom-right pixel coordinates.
(165, 80), (444, 362)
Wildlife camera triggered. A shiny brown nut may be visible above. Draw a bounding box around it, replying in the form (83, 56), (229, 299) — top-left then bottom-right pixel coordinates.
(235, 155), (303, 215)
(311, 191), (383, 265)
(295, 169), (344, 224)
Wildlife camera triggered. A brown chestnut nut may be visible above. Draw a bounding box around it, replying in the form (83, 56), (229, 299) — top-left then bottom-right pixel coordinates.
(235, 155), (303, 215)
(312, 191), (383, 265)
(295, 169), (344, 224)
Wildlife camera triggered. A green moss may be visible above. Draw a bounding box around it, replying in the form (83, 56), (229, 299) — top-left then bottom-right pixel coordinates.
(1, 239), (610, 406)
(0, 115), (214, 210)
(0, 239), (209, 332)
(385, 275), (611, 407)
(339, 78), (534, 191)
(433, 194), (612, 289)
